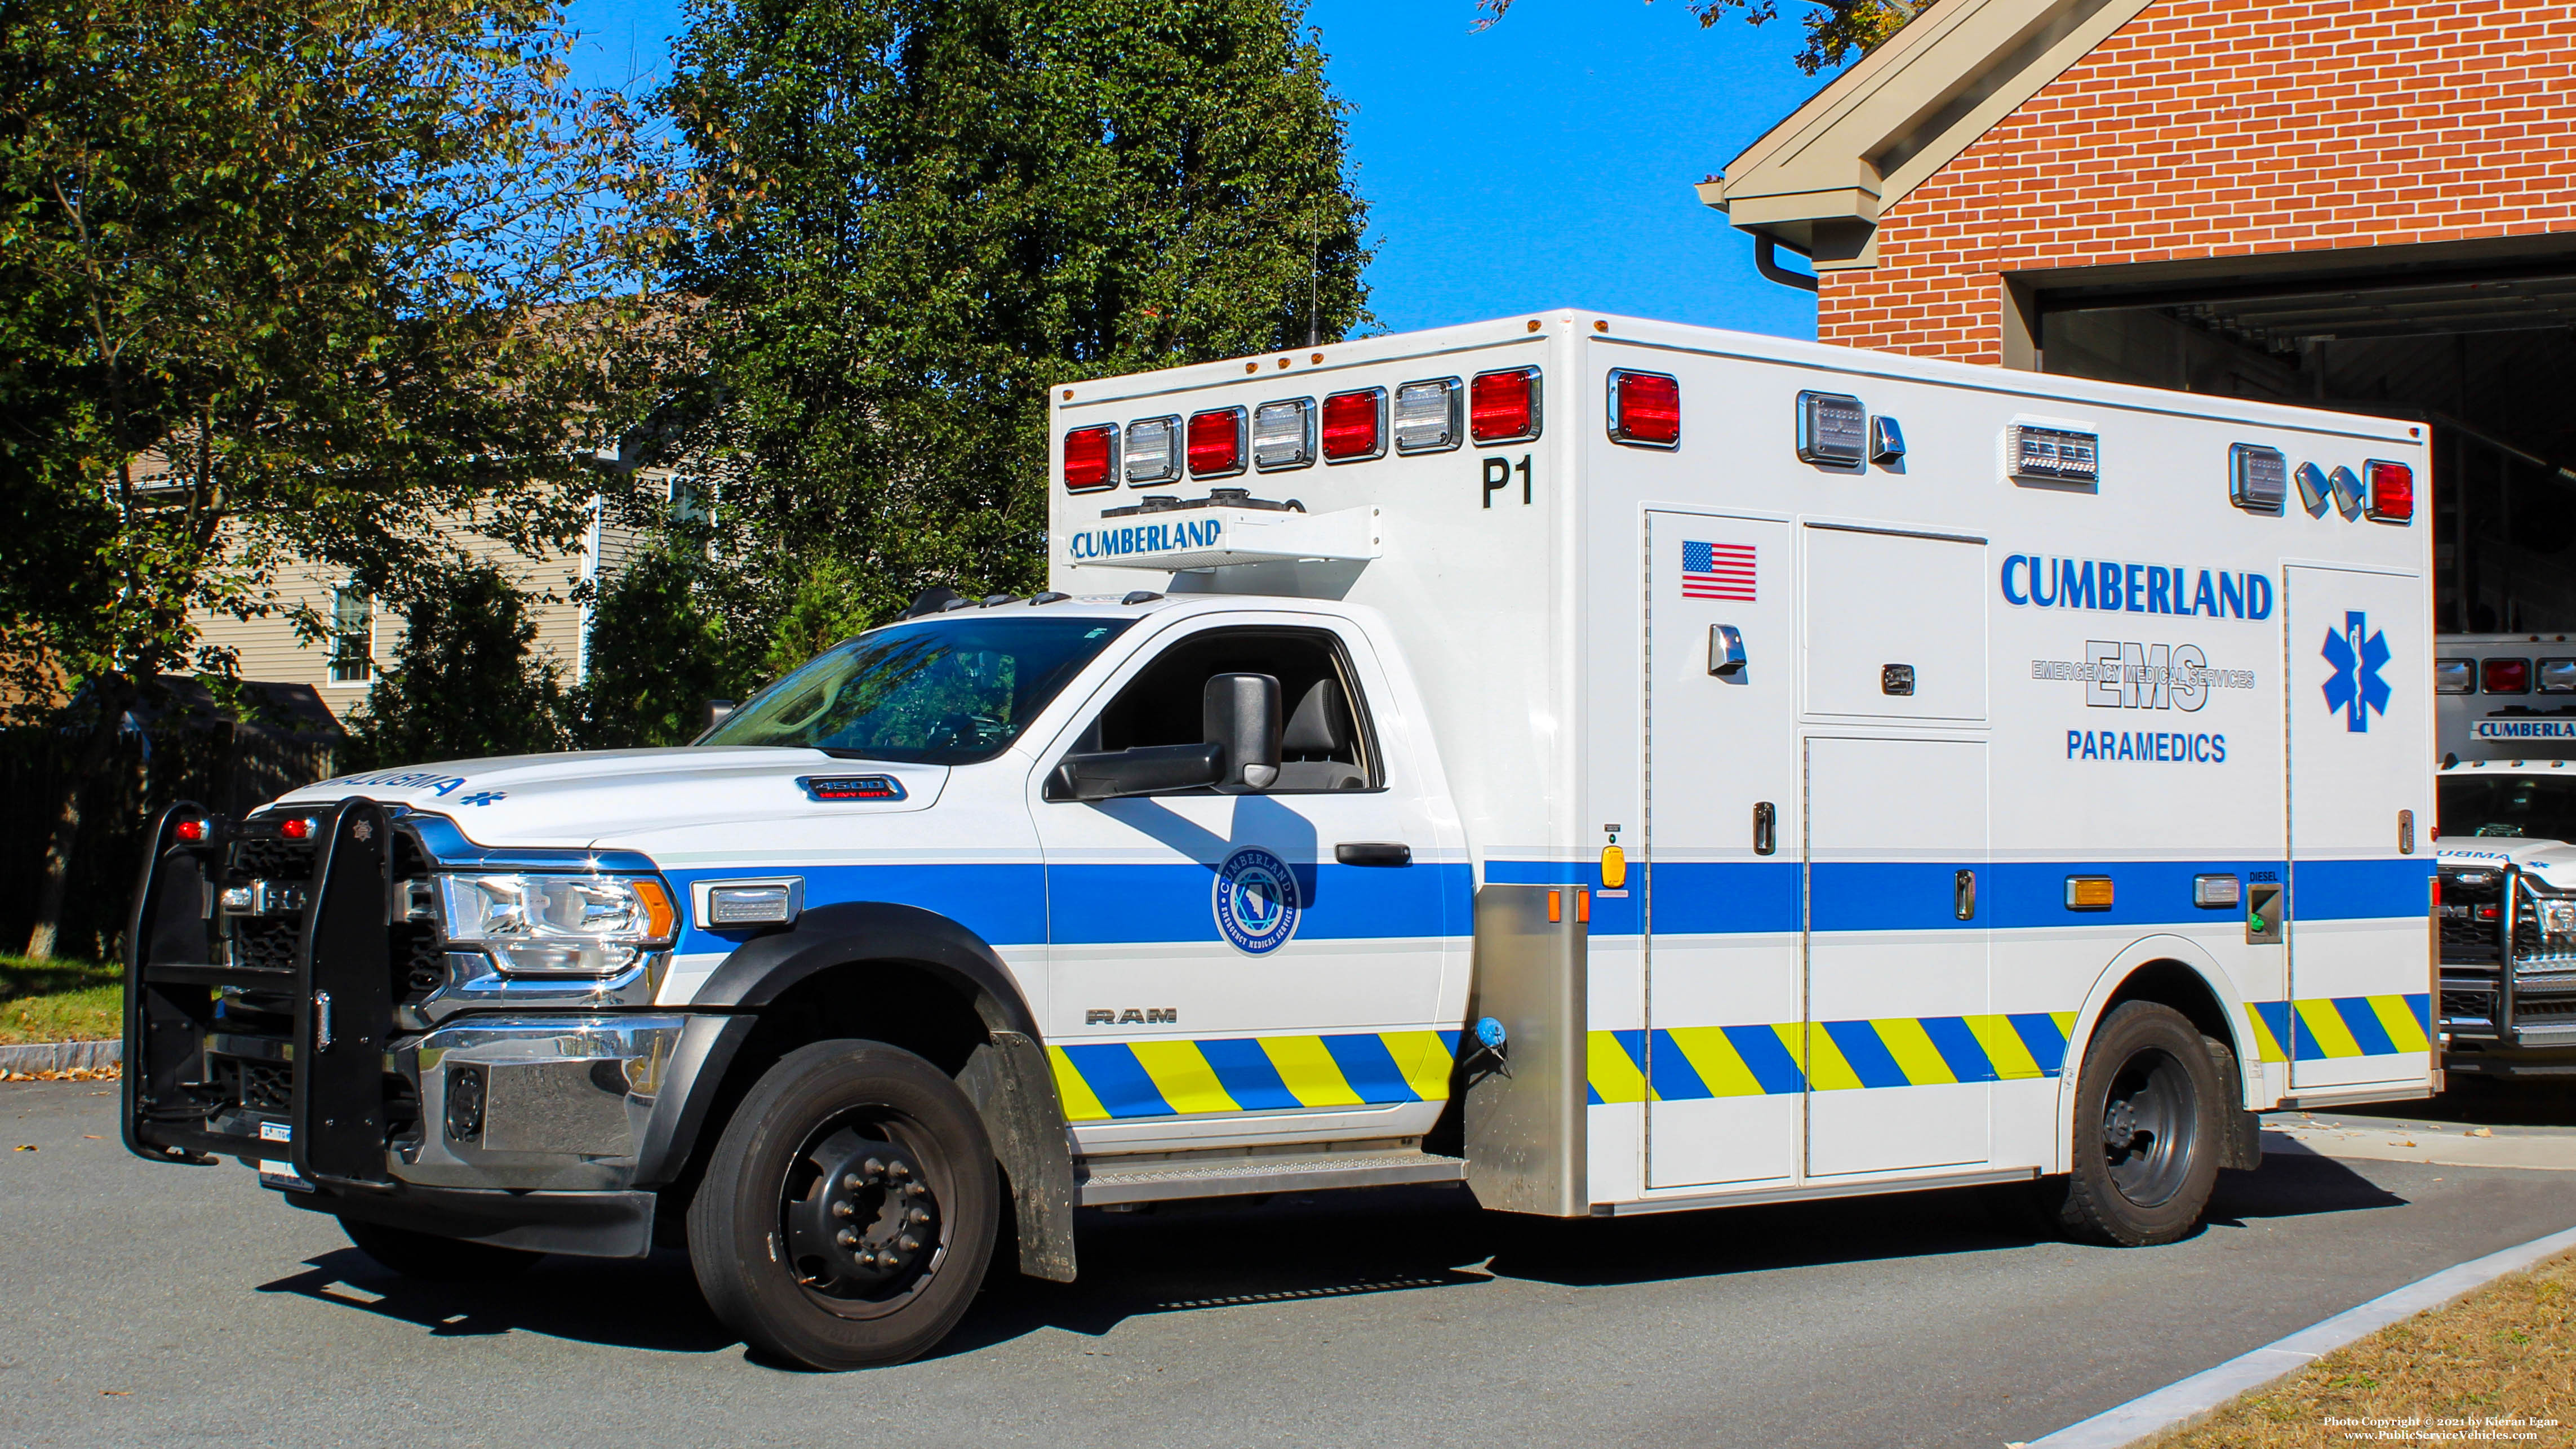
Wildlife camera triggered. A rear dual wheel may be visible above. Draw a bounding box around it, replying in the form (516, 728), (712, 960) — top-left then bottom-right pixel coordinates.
(688, 1040), (998, 1370)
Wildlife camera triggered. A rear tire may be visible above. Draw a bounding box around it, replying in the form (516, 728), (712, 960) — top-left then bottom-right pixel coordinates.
(2050, 1001), (2225, 1246)
(688, 1040), (998, 1370)
(340, 1219), (542, 1282)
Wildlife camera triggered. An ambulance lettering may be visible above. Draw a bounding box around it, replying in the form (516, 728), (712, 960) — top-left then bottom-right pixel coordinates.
(1065, 517), (1225, 562)
(2000, 555), (2271, 619)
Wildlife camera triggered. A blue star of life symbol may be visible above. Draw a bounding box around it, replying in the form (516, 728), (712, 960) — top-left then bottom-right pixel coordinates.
(458, 790), (507, 806)
(2319, 609), (2391, 732)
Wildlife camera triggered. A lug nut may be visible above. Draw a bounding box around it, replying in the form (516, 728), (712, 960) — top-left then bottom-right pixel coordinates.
(861, 1157), (885, 1180)
(832, 1199), (854, 1219)
(842, 1173), (862, 1192)
(836, 1229), (857, 1248)
(897, 1234), (920, 1252)
(907, 1206), (930, 1224)
(888, 1161), (911, 1180)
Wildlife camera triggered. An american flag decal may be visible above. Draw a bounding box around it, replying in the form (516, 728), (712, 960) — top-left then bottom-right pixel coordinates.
(1681, 540), (1756, 601)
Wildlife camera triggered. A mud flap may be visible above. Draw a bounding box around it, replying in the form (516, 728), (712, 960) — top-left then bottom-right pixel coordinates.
(958, 1030), (1078, 1283)
(291, 799), (396, 1187)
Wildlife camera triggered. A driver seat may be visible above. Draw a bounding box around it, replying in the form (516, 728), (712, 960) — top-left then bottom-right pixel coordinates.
(1274, 679), (1365, 791)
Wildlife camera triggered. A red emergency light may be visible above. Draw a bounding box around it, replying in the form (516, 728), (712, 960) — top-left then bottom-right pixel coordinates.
(2485, 659), (2531, 694)
(1321, 388), (1384, 462)
(1469, 367), (1540, 445)
(2366, 460), (2414, 523)
(1188, 407), (1245, 478)
(173, 817), (208, 843)
(279, 816), (320, 840)
(1063, 424), (1117, 492)
(1609, 369), (1681, 447)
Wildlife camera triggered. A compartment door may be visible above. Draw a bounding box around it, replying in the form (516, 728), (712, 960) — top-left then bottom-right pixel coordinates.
(1642, 510), (1801, 1189)
(2285, 565), (2436, 1091)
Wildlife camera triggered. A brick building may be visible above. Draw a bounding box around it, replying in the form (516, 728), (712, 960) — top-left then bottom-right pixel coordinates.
(1706, 0), (2576, 630)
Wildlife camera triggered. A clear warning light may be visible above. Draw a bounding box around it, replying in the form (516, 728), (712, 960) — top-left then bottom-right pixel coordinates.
(2009, 424), (2099, 486)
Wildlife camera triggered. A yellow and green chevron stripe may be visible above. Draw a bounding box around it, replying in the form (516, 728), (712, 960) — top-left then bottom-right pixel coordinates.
(2244, 994), (2432, 1064)
(1585, 1013), (2078, 1105)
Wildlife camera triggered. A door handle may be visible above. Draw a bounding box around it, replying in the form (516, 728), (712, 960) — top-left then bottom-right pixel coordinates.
(1335, 842), (1412, 867)
(1708, 624), (1747, 679)
(1753, 802), (1775, 856)
(1955, 869), (1977, 921)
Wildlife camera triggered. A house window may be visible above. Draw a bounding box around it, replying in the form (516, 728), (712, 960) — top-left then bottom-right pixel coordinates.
(670, 474), (714, 526)
(329, 586), (374, 683)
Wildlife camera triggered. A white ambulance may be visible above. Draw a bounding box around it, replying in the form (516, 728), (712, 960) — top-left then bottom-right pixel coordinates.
(2435, 634), (2576, 762)
(124, 312), (2439, 1370)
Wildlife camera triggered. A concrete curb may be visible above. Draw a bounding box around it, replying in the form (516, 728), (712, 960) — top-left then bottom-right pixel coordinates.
(0, 1039), (122, 1075)
(2028, 1221), (2576, 1448)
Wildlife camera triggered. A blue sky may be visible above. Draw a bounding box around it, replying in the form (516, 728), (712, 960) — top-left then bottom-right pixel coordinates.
(562, 0), (1824, 341)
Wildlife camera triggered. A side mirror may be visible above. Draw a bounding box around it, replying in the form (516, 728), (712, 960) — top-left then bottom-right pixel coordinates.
(1205, 673), (1281, 793)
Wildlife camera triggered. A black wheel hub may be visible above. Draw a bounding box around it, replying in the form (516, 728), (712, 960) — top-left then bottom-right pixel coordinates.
(784, 1129), (941, 1299)
(2099, 1047), (2196, 1208)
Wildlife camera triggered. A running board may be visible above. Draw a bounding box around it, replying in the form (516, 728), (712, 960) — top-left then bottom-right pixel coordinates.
(1074, 1148), (1467, 1206)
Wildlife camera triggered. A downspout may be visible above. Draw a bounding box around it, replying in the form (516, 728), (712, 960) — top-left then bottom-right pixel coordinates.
(1755, 234), (1820, 293)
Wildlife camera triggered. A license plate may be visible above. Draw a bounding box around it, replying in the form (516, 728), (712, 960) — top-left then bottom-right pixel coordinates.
(256, 1158), (313, 1192)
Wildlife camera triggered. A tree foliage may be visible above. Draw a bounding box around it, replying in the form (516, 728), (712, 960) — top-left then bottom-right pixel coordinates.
(0, 0), (665, 951)
(1474, 0), (1925, 75)
(659, 0), (1371, 641)
(571, 542), (750, 748)
(343, 566), (570, 770)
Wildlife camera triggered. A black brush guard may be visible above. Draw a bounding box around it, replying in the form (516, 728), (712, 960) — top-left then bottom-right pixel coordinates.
(123, 797), (399, 1186)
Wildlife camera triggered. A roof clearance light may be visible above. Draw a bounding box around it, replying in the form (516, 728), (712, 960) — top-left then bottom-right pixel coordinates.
(2485, 659), (2531, 695)
(1796, 392), (1867, 468)
(1393, 377), (1462, 454)
(2007, 423), (2100, 486)
(1124, 416), (1179, 486)
(2366, 460), (2414, 523)
(2435, 659), (2475, 694)
(1063, 424), (1118, 493)
(1253, 398), (1316, 472)
(1187, 407), (1246, 478)
(1469, 367), (1542, 445)
(2539, 659), (2576, 694)
(1321, 388), (1386, 463)
(1608, 369), (1681, 448)
(2229, 443), (2288, 514)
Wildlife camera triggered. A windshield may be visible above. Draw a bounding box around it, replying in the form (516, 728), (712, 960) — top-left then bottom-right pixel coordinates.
(701, 615), (1134, 764)
(2440, 773), (2576, 844)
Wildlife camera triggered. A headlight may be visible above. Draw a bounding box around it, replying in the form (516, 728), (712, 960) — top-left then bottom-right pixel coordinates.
(437, 873), (677, 976)
(2540, 900), (2576, 940)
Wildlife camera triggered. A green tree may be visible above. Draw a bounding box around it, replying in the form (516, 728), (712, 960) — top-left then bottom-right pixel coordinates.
(0, 0), (665, 954)
(659, 0), (1370, 636)
(1474, 0), (1925, 75)
(571, 541), (750, 748)
(343, 566), (570, 769)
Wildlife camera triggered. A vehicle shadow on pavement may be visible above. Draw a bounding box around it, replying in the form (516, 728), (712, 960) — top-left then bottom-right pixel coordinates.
(259, 1248), (735, 1353)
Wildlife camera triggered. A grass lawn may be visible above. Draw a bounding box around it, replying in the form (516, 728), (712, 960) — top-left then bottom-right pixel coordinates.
(0, 954), (121, 1045)
(2157, 1250), (2575, 1446)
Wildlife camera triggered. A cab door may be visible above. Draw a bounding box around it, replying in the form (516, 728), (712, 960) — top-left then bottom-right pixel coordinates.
(1030, 614), (1462, 1149)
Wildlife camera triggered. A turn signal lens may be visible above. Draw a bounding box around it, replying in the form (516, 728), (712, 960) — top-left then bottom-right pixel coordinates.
(632, 878), (677, 939)
(1063, 424), (1117, 492)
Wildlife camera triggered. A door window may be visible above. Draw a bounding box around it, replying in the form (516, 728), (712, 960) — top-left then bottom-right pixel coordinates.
(1074, 627), (1378, 793)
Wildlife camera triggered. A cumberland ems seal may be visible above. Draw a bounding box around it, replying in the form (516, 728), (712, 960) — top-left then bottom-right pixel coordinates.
(1213, 846), (1300, 954)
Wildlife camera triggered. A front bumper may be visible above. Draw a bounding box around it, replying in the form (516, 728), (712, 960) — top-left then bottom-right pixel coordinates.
(396, 1014), (692, 1192)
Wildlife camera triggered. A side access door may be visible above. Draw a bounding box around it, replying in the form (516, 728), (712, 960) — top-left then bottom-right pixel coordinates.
(1030, 614), (1464, 1147)
(2284, 565), (2436, 1091)
(1641, 510), (1803, 1189)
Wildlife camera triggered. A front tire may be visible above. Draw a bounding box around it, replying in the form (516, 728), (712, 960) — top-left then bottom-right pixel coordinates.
(339, 1218), (542, 1282)
(688, 1040), (998, 1370)
(2048, 1001), (2225, 1246)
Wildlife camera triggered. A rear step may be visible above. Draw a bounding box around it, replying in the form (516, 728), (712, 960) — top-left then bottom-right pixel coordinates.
(1076, 1147), (1466, 1206)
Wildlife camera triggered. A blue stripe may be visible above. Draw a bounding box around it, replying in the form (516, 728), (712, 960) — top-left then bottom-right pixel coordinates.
(2334, 997), (2398, 1056)
(1194, 1037), (1302, 1110)
(2403, 993), (2432, 1033)
(1050, 861), (1468, 945)
(1587, 1083), (1605, 1105)
(1320, 1033), (1419, 1103)
(2008, 1014), (2069, 1076)
(1057, 1043), (1171, 1118)
(1918, 1015), (1998, 1083)
(669, 862), (1047, 954)
(2294, 858), (2437, 922)
(1645, 1029), (1713, 1100)
(2291, 1004), (2330, 1061)
(1822, 1019), (1911, 1090)
(1724, 1024), (1807, 1094)
(2255, 1000), (2297, 1057)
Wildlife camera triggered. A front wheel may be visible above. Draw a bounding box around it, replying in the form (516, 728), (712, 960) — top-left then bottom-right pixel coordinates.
(2046, 1001), (2225, 1246)
(688, 1040), (998, 1370)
